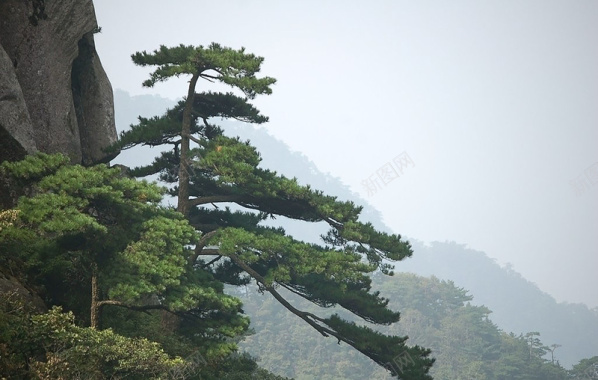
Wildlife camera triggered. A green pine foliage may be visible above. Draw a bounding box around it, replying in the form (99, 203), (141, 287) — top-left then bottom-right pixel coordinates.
(1, 153), (285, 378)
(110, 42), (434, 378)
(131, 43), (276, 96)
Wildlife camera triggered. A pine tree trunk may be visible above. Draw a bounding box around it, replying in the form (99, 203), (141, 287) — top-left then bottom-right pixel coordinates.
(90, 262), (99, 329)
(169, 71), (201, 331)
(177, 72), (200, 217)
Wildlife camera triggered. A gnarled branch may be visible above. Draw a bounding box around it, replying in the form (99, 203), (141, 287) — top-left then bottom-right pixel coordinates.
(190, 230), (219, 265)
(227, 253), (352, 344)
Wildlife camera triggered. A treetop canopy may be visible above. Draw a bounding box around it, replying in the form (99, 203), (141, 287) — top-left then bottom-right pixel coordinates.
(132, 43), (276, 99)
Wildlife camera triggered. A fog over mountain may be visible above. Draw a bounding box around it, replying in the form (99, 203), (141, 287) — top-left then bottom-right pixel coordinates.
(112, 89), (597, 368)
(95, 1), (598, 310)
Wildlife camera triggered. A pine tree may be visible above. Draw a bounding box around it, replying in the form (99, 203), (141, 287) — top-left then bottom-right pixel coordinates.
(0, 153), (248, 360)
(112, 42), (434, 378)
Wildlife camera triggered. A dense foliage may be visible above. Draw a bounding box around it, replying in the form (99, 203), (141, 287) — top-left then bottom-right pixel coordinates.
(0, 293), (181, 379)
(0, 154), (288, 379)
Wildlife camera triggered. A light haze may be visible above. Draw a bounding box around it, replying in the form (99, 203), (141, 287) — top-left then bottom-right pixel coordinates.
(93, 1), (598, 308)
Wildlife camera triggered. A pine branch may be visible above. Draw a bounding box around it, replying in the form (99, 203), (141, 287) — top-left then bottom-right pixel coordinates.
(228, 253), (332, 328)
(190, 230), (219, 265)
(96, 300), (175, 314)
(201, 255), (222, 268)
(188, 195), (247, 207)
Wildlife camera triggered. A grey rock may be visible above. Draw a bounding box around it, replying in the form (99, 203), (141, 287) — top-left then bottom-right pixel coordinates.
(0, 0), (118, 164)
(0, 270), (47, 313)
(0, 43), (36, 162)
(72, 32), (118, 165)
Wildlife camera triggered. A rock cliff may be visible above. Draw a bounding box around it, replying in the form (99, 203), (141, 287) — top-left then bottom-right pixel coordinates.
(0, 0), (117, 165)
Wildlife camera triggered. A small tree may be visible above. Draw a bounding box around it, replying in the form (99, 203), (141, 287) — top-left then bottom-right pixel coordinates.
(113, 42), (434, 378)
(524, 332), (548, 360)
(549, 343), (561, 364)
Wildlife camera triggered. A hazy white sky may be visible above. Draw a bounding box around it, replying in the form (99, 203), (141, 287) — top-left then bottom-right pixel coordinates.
(93, 1), (598, 308)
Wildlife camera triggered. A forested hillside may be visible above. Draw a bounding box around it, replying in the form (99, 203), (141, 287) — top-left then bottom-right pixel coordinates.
(235, 273), (587, 379)
(397, 240), (598, 368)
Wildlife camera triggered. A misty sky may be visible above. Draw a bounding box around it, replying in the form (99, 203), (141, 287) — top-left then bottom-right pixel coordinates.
(93, 1), (598, 308)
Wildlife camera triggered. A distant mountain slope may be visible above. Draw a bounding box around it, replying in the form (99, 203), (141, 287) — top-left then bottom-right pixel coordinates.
(114, 89), (177, 126)
(112, 89), (598, 369)
(112, 89), (177, 171)
(232, 273), (575, 379)
(398, 240), (598, 368)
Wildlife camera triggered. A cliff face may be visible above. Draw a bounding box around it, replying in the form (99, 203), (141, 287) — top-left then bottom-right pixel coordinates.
(0, 0), (117, 165)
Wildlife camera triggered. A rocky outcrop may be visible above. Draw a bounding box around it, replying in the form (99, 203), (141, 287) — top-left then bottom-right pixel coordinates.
(0, 0), (117, 165)
(0, 43), (35, 162)
(0, 268), (46, 312)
